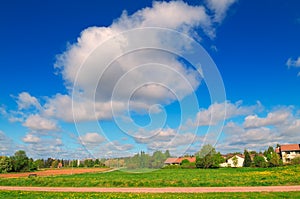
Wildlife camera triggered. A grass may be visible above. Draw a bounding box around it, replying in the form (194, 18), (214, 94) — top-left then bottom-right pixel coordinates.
(1, 191), (300, 199)
(0, 165), (299, 187)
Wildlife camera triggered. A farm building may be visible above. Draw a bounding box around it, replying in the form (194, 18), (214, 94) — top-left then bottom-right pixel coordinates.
(164, 157), (196, 166)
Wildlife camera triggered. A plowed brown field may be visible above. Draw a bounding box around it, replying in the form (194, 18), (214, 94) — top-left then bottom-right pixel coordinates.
(0, 168), (110, 178)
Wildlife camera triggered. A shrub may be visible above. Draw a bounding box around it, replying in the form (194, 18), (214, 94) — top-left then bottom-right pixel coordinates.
(291, 157), (300, 165)
(253, 155), (267, 168)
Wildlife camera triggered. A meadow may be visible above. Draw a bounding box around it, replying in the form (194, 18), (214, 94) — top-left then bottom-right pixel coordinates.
(0, 165), (300, 187)
(0, 191), (300, 199)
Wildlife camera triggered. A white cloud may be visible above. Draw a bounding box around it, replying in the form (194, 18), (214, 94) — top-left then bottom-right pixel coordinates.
(0, 106), (7, 116)
(280, 119), (300, 137)
(52, 1), (235, 122)
(16, 92), (41, 110)
(286, 57), (300, 68)
(80, 132), (106, 145)
(88, 141), (134, 158)
(244, 109), (291, 128)
(22, 114), (58, 131)
(206, 0), (237, 23)
(286, 57), (300, 76)
(133, 128), (197, 155)
(195, 101), (261, 126)
(0, 130), (14, 155)
(44, 94), (122, 122)
(216, 106), (300, 153)
(22, 133), (41, 144)
(115, 1), (213, 36)
(217, 122), (281, 153)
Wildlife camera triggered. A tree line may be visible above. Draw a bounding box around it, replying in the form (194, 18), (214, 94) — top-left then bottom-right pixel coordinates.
(0, 150), (106, 173)
(125, 150), (171, 169)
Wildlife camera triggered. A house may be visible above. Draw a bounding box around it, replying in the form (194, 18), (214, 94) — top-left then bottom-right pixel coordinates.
(276, 144), (300, 163)
(164, 157), (196, 166)
(220, 154), (244, 167)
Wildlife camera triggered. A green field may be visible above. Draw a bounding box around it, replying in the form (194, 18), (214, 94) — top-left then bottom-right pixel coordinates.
(0, 191), (300, 199)
(0, 165), (300, 187)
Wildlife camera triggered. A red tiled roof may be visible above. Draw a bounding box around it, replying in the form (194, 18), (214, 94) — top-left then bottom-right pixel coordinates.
(164, 157), (196, 164)
(275, 148), (280, 153)
(280, 144), (300, 152)
(178, 157), (196, 163)
(164, 158), (181, 164)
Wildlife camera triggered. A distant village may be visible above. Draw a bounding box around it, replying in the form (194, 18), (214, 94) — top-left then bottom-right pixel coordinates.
(49, 143), (300, 169)
(164, 143), (300, 168)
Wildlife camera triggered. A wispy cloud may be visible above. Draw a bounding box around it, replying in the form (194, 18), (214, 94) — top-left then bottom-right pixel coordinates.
(205, 0), (237, 23)
(286, 56), (300, 76)
(0, 130), (15, 156)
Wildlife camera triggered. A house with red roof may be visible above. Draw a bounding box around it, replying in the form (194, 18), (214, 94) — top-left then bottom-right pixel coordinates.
(276, 144), (300, 163)
(164, 157), (196, 166)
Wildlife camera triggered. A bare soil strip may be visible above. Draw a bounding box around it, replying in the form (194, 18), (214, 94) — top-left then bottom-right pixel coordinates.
(1, 186), (300, 193)
(0, 168), (110, 178)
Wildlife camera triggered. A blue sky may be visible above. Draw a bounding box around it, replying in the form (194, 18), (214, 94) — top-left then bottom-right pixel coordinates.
(1, 0), (300, 159)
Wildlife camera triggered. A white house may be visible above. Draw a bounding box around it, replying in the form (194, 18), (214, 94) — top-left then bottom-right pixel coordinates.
(220, 155), (244, 168)
(276, 144), (300, 164)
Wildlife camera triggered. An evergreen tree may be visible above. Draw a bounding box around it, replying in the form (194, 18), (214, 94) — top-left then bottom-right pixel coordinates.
(243, 149), (252, 167)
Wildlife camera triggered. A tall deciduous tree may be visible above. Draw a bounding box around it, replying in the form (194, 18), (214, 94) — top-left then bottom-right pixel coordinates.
(264, 146), (275, 161)
(195, 144), (224, 169)
(11, 150), (29, 172)
(269, 152), (282, 167)
(0, 156), (13, 173)
(253, 154), (267, 168)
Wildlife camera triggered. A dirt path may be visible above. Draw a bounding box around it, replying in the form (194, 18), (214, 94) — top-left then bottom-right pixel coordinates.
(1, 186), (300, 193)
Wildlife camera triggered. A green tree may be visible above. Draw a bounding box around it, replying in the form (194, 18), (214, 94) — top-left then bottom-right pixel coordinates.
(51, 159), (59, 168)
(0, 156), (13, 173)
(253, 154), (267, 168)
(232, 156), (238, 167)
(84, 159), (95, 167)
(95, 159), (100, 165)
(11, 150), (29, 172)
(151, 151), (165, 168)
(264, 146), (275, 161)
(34, 159), (45, 169)
(243, 150), (252, 167)
(164, 150), (171, 158)
(28, 158), (37, 171)
(269, 152), (282, 167)
(45, 158), (54, 168)
(196, 144), (224, 169)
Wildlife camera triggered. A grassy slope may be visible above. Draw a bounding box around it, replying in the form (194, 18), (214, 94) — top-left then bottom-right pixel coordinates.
(0, 166), (299, 187)
(1, 191), (300, 199)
